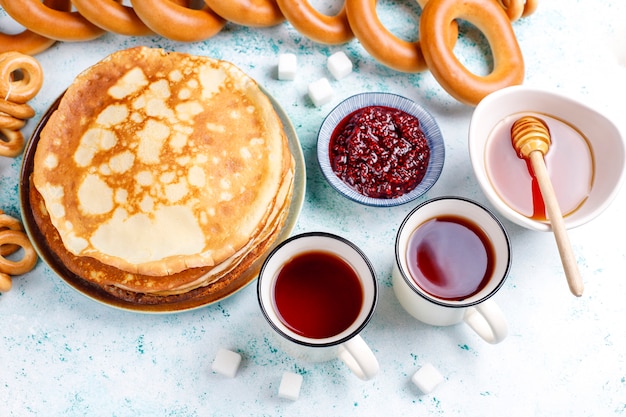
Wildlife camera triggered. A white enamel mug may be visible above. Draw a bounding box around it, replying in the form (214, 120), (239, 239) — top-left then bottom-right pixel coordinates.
(257, 232), (379, 380)
(392, 197), (511, 344)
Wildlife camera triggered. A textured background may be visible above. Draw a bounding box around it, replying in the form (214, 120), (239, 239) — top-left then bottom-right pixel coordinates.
(1, 1), (625, 416)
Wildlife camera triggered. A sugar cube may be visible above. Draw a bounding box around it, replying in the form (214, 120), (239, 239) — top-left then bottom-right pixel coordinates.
(307, 77), (334, 107)
(278, 372), (303, 401)
(278, 53), (297, 81)
(211, 348), (242, 378)
(411, 363), (444, 394)
(327, 51), (353, 80)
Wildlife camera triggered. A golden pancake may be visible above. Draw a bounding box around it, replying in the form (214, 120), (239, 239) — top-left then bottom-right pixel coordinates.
(29, 157), (293, 296)
(28, 176), (292, 304)
(32, 46), (294, 280)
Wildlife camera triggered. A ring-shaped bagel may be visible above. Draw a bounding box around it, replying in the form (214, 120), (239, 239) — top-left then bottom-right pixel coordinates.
(0, 0), (106, 42)
(420, 0), (524, 106)
(0, 272), (11, 292)
(497, 0), (524, 21)
(71, 0), (155, 36)
(0, 212), (24, 257)
(0, 0), (69, 55)
(0, 52), (44, 104)
(0, 31), (56, 56)
(0, 128), (25, 158)
(0, 230), (38, 276)
(0, 100), (35, 120)
(345, 0), (458, 73)
(499, 0), (538, 19)
(204, 0), (284, 27)
(0, 114), (25, 131)
(131, 0), (225, 42)
(522, 0), (538, 17)
(275, 0), (353, 44)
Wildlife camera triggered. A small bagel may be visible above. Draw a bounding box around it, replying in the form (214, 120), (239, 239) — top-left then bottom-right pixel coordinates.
(204, 0), (285, 27)
(0, 212), (24, 257)
(131, 0), (226, 42)
(498, 0), (538, 20)
(0, 52), (44, 104)
(0, 99), (36, 120)
(275, 0), (353, 44)
(521, 0), (538, 17)
(420, 0), (525, 106)
(0, 230), (38, 276)
(0, 0), (106, 42)
(0, 272), (11, 292)
(0, 113), (26, 131)
(0, 0), (69, 55)
(0, 31), (56, 56)
(0, 128), (25, 158)
(497, 0), (524, 21)
(71, 0), (155, 36)
(345, 0), (457, 73)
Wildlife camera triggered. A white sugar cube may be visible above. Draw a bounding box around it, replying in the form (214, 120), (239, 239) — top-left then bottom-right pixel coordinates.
(327, 51), (353, 80)
(211, 348), (242, 378)
(307, 77), (334, 107)
(411, 363), (444, 394)
(278, 372), (303, 401)
(278, 53), (297, 81)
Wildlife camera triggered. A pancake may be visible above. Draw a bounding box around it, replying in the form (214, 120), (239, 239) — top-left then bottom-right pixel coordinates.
(30, 47), (295, 301)
(29, 175), (291, 304)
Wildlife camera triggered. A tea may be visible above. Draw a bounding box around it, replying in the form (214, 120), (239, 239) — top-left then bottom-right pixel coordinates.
(273, 251), (363, 339)
(406, 216), (494, 301)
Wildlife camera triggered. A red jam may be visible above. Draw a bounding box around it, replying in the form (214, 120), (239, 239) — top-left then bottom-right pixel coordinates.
(329, 106), (430, 199)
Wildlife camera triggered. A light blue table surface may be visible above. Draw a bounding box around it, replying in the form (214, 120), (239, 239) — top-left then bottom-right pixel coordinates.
(1, 1), (625, 416)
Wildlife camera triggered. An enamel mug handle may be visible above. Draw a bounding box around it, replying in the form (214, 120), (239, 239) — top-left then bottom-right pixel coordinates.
(337, 335), (379, 380)
(463, 298), (508, 344)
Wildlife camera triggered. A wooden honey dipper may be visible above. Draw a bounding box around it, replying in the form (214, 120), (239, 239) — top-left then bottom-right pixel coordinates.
(511, 115), (584, 297)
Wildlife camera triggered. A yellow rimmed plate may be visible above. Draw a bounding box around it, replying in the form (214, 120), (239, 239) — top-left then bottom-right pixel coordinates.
(19, 89), (305, 313)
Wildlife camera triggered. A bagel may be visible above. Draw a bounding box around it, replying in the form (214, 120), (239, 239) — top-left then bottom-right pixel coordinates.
(204, 0), (285, 27)
(0, 128), (25, 157)
(420, 0), (525, 105)
(0, 230), (38, 276)
(345, 0), (458, 72)
(0, 0), (69, 54)
(0, 99), (35, 120)
(497, 0), (538, 20)
(521, 0), (538, 17)
(0, 52), (44, 104)
(0, 272), (11, 292)
(0, 31), (56, 56)
(0, 211), (24, 257)
(0, 114), (26, 131)
(275, 0), (353, 44)
(130, 0), (225, 42)
(0, 0), (106, 42)
(71, 0), (155, 36)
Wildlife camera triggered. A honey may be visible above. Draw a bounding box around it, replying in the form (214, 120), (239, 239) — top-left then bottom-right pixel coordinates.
(485, 112), (594, 221)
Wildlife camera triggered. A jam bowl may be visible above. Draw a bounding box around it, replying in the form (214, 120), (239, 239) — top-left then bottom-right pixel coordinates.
(469, 86), (625, 231)
(317, 92), (445, 207)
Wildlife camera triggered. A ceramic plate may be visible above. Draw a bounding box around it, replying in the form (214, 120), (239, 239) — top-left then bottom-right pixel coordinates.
(19, 89), (305, 313)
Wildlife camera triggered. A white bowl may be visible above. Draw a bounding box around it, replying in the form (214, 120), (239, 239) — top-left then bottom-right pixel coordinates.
(469, 86), (625, 231)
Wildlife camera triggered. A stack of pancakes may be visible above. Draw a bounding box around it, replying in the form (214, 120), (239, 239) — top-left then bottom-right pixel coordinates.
(30, 47), (295, 305)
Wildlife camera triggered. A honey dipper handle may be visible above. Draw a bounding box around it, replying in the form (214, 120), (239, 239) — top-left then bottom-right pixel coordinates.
(529, 151), (584, 296)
